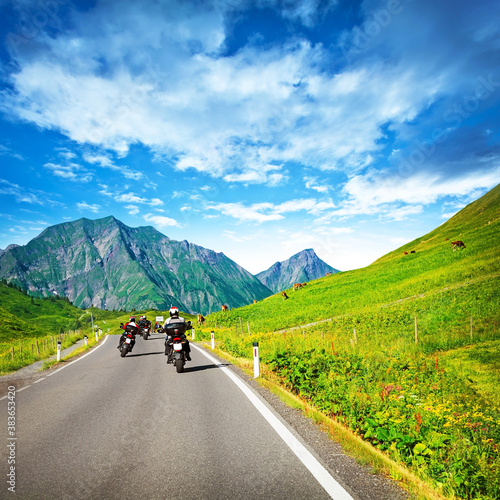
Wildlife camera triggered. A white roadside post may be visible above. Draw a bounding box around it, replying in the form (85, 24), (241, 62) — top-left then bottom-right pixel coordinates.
(192, 328), (195, 340)
(57, 341), (61, 362)
(95, 326), (98, 342)
(84, 335), (88, 346)
(211, 330), (215, 349)
(253, 342), (260, 378)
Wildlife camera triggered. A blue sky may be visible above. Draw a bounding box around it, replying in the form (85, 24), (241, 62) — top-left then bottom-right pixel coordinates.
(0, 0), (499, 274)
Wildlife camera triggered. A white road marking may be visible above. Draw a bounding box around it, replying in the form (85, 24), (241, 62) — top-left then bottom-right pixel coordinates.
(1, 336), (110, 399)
(192, 344), (354, 500)
(47, 335), (109, 377)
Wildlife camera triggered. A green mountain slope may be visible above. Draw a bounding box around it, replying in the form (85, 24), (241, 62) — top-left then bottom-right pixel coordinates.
(209, 183), (500, 343)
(0, 216), (272, 315)
(0, 281), (84, 349)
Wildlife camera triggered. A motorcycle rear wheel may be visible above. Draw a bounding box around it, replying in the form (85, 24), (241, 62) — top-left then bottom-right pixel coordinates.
(175, 358), (184, 373)
(120, 344), (130, 357)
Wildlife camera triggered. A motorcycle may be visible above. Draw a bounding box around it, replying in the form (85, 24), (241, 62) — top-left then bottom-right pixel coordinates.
(142, 325), (150, 340)
(118, 323), (137, 357)
(118, 331), (135, 357)
(165, 331), (188, 373)
(164, 321), (192, 373)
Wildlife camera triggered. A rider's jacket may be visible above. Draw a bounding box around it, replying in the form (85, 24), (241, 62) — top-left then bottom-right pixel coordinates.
(122, 321), (140, 335)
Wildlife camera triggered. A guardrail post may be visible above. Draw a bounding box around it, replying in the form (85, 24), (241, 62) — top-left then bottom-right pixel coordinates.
(84, 335), (88, 346)
(211, 330), (215, 349)
(57, 341), (61, 362)
(253, 342), (259, 378)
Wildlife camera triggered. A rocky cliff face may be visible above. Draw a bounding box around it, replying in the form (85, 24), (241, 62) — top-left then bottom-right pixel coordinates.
(256, 249), (339, 293)
(0, 216), (272, 315)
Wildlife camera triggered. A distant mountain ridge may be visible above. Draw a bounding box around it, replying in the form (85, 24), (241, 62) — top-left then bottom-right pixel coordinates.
(256, 249), (339, 293)
(0, 217), (272, 315)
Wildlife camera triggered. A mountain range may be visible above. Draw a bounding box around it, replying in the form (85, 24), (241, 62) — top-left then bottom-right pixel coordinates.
(0, 216), (335, 314)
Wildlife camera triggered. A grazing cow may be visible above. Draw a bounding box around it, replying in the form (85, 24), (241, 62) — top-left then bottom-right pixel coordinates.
(197, 314), (205, 324)
(293, 283), (302, 290)
(410, 250), (416, 254)
(302, 282), (307, 286)
(282, 291), (289, 300)
(221, 304), (228, 311)
(451, 240), (466, 250)
(403, 251), (408, 255)
(325, 272), (332, 276)
(253, 299), (257, 304)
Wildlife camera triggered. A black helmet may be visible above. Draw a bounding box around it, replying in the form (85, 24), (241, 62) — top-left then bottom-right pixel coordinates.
(169, 307), (179, 317)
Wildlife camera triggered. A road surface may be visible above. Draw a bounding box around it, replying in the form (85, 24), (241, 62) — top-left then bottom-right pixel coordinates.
(0, 333), (407, 499)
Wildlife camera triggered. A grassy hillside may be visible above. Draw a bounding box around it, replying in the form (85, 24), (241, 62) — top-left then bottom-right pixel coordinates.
(0, 281), (85, 348)
(207, 184), (500, 347)
(0, 282), (197, 374)
(197, 184), (500, 500)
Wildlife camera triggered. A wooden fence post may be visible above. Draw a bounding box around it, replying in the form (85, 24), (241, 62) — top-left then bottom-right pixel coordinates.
(11, 347), (14, 360)
(36, 340), (40, 356)
(247, 321), (251, 335)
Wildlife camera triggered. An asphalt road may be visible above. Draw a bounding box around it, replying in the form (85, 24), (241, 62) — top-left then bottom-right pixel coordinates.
(0, 333), (408, 500)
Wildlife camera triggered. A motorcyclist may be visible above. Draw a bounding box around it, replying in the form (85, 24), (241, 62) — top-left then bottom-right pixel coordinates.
(118, 316), (140, 351)
(138, 315), (151, 335)
(163, 307), (191, 362)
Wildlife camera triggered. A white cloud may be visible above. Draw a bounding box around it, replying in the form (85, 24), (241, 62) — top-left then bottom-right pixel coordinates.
(143, 213), (180, 228)
(206, 197), (337, 223)
(83, 152), (143, 180)
(0, 145), (24, 161)
(125, 205), (139, 215)
(207, 202), (284, 223)
(77, 202), (100, 213)
(44, 162), (92, 182)
(304, 176), (329, 193)
(0, 179), (60, 206)
(114, 192), (163, 207)
(1, 10), (451, 184)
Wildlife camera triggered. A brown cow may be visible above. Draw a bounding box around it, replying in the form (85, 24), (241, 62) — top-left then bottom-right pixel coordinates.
(325, 272), (332, 276)
(451, 240), (466, 250)
(253, 300), (257, 304)
(293, 283), (302, 290)
(197, 314), (205, 324)
(282, 291), (289, 300)
(221, 304), (228, 311)
(403, 251), (408, 255)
